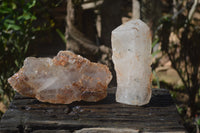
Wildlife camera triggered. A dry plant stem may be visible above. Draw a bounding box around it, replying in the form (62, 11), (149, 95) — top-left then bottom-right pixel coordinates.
(66, 0), (99, 54)
(167, 24), (199, 116)
(188, 0), (198, 21)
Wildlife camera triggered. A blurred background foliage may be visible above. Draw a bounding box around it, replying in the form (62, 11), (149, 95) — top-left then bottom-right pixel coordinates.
(0, 0), (37, 116)
(0, 0), (200, 132)
(155, 1), (200, 131)
(151, 0), (200, 132)
(0, 0), (63, 116)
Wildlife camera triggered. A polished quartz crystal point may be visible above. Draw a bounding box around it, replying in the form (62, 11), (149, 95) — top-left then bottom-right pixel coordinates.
(8, 51), (112, 104)
(111, 19), (152, 106)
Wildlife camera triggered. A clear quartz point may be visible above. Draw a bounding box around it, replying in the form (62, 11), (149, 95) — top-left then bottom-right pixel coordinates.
(112, 19), (152, 106)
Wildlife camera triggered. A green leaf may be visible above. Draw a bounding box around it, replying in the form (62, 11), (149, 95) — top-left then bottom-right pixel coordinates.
(7, 24), (21, 30)
(24, 43), (29, 53)
(56, 29), (66, 43)
(22, 12), (32, 20)
(1, 2), (8, 7)
(14, 60), (19, 67)
(176, 106), (183, 114)
(153, 70), (160, 88)
(11, 2), (17, 10)
(196, 119), (200, 126)
(28, 0), (36, 9)
(4, 19), (15, 24)
(152, 50), (160, 57)
(18, 12), (36, 21)
(32, 26), (41, 32)
(0, 7), (12, 14)
(31, 15), (36, 20)
(152, 38), (159, 48)
(0, 88), (3, 95)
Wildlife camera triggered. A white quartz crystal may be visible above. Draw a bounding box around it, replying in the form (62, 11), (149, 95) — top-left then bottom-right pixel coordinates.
(111, 19), (152, 106)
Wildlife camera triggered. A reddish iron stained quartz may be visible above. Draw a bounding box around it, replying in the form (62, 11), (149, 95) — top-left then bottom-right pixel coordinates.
(8, 51), (112, 104)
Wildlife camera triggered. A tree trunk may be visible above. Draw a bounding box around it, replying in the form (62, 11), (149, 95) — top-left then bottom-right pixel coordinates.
(100, 0), (122, 47)
(65, 0), (99, 61)
(188, 89), (197, 117)
(140, 0), (163, 36)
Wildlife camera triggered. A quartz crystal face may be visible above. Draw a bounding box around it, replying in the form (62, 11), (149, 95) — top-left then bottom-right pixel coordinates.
(111, 19), (152, 106)
(8, 51), (112, 104)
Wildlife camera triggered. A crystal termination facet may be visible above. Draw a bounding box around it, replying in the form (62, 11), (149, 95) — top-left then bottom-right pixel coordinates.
(112, 19), (152, 106)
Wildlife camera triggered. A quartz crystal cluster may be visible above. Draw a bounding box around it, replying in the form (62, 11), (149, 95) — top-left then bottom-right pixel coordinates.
(8, 51), (112, 104)
(112, 19), (152, 106)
